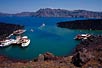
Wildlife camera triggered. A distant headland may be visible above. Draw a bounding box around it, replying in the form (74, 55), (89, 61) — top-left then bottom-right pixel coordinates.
(57, 19), (102, 30)
(0, 8), (102, 18)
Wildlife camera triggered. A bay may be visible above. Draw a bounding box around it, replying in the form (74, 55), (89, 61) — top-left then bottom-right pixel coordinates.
(0, 16), (101, 60)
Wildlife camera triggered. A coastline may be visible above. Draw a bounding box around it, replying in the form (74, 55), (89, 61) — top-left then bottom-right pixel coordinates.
(0, 20), (102, 67)
(57, 19), (102, 30)
(0, 35), (102, 68)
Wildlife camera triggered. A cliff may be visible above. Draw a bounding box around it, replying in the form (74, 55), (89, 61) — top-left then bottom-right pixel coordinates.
(72, 35), (102, 67)
(0, 8), (102, 18)
(57, 19), (102, 30)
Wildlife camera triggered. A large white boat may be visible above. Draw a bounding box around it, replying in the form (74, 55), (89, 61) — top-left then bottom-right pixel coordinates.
(0, 39), (15, 47)
(21, 36), (30, 47)
(0, 36), (30, 47)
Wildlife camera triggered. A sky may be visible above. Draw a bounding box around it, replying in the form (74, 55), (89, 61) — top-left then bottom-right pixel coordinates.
(0, 0), (101, 13)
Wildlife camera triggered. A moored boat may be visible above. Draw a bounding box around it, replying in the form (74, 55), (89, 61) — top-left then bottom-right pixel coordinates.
(20, 36), (30, 47)
(0, 39), (15, 47)
(74, 34), (91, 40)
(13, 29), (26, 35)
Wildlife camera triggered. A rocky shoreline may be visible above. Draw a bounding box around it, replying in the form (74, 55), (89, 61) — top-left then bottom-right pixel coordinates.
(0, 22), (24, 40)
(0, 35), (102, 68)
(57, 19), (102, 30)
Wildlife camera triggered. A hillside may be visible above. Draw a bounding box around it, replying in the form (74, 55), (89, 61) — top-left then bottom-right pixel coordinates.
(0, 8), (102, 18)
(57, 19), (102, 30)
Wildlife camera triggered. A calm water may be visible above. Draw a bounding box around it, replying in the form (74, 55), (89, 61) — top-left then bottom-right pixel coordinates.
(0, 16), (102, 60)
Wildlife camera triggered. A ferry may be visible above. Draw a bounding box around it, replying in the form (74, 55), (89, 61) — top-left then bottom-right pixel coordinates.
(0, 36), (30, 47)
(0, 39), (15, 47)
(74, 34), (91, 40)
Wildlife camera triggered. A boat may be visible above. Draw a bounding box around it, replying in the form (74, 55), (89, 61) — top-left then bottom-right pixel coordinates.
(30, 29), (34, 32)
(74, 34), (91, 40)
(42, 23), (45, 27)
(38, 23), (46, 29)
(0, 35), (30, 47)
(13, 29), (26, 35)
(0, 39), (15, 47)
(21, 36), (30, 47)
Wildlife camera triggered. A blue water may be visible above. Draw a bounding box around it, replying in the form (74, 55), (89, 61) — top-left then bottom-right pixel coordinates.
(0, 16), (102, 60)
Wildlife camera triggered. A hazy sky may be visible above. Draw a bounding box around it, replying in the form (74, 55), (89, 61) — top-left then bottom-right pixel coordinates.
(0, 0), (101, 13)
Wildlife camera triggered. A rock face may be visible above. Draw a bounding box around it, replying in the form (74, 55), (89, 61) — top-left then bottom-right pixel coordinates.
(72, 49), (92, 67)
(0, 8), (102, 18)
(37, 52), (62, 61)
(72, 35), (102, 67)
(57, 19), (102, 30)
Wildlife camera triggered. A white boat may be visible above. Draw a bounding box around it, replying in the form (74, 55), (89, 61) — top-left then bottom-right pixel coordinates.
(38, 23), (46, 29)
(0, 39), (15, 47)
(30, 29), (34, 32)
(13, 29), (26, 35)
(74, 34), (91, 40)
(21, 36), (30, 47)
(42, 23), (45, 27)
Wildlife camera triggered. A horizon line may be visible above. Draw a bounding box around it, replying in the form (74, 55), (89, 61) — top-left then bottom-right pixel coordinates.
(0, 8), (102, 14)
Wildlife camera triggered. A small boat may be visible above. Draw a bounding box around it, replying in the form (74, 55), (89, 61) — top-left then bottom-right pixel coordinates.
(21, 36), (30, 47)
(74, 34), (91, 40)
(13, 29), (26, 35)
(30, 29), (34, 32)
(42, 23), (45, 27)
(39, 23), (46, 29)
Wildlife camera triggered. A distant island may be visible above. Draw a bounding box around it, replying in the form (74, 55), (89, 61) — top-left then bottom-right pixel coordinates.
(0, 8), (102, 18)
(57, 19), (102, 30)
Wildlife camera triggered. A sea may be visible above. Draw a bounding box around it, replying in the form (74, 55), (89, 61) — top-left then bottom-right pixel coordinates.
(0, 16), (102, 60)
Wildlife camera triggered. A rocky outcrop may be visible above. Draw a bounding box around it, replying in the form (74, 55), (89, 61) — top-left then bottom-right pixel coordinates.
(72, 35), (102, 67)
(0, 8), (102, 18)
(37, 52), (63, 61)
(57, 19), (102, 30)
(72, 49), (92, 67)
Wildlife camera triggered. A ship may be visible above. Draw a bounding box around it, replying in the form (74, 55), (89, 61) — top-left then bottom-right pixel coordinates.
(0, 39), (15, 47)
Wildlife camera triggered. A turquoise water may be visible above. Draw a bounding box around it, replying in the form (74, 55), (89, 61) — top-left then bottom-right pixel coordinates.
(0, 17), (102, 60)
